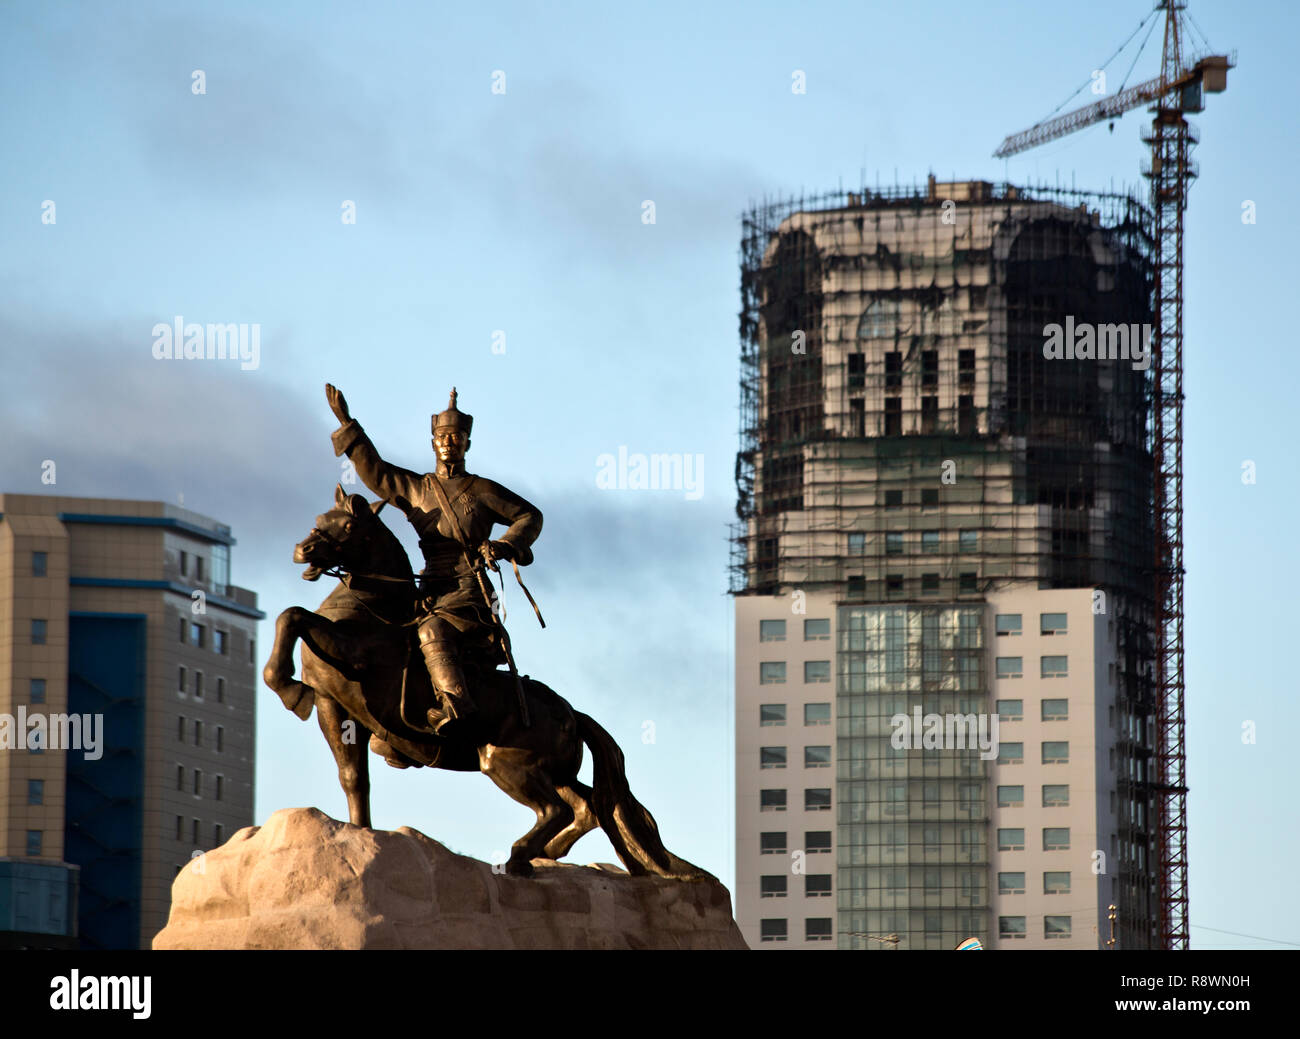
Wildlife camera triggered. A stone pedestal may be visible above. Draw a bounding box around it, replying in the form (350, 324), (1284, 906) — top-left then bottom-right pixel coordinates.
(153, 807), (748, 950)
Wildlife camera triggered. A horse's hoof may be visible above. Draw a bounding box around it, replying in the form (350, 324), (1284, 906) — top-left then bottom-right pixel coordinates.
(506, 856), (535, 878)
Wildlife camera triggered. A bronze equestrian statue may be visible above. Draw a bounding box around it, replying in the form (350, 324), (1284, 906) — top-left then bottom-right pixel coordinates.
(263, 384), (708, 881)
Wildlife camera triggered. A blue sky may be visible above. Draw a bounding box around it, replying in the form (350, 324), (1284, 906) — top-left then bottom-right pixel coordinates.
(1, 0), (1294, 949)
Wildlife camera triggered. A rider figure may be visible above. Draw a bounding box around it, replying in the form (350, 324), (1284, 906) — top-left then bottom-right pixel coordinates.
(326, 384), (542, 737)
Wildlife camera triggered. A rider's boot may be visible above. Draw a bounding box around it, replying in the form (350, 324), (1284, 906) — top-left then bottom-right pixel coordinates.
(421, 639), (477, 738)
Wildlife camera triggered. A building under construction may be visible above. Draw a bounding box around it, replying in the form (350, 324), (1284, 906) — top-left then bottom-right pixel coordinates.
(731, 179), (1166, 950)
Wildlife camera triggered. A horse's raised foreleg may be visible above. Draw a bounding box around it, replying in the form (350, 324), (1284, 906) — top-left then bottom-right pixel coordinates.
(479, 745), (574, 878)
(264, 606), (318, 719)
(317, 695), (371, 827)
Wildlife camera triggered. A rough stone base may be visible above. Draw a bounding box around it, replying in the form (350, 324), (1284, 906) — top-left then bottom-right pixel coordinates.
(153, 807), (748, 950)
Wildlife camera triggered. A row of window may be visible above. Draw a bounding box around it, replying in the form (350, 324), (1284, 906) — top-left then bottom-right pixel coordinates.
(759, 661), (830, 684)
(177, 716), (226, 751)
(760, 788), (831, 811)
(760, 746), (830, 769)
(759, 918), (832, 942)
(996, 698), (1069, 721)
(997, 827), (1072, 852)
(178, 667), (227, 703)
(174, 816), (224, 850)
(180, 619), (240, 659)
(760, 832), (831, 854)
(759, 619), (829, 642)
(996, 741), (1070, 765)
(759, 703), (830, 726)
(177, 765), (225, 800)
(761, 875), (832, 898)
(1001, 916), (1072, 939)
(995, 656), (1068, 679)
(996, 613), (1068, 636)
(846, 573), (981, 597)
(997, 784), (1070, 807)
(998, 871), (1072, 895)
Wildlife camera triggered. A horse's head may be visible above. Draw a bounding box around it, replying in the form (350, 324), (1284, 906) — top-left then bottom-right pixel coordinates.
(294, 483), (384, 581)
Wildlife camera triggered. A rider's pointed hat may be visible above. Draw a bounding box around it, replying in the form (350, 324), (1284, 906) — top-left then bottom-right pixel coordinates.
(432, 387), (473, 435)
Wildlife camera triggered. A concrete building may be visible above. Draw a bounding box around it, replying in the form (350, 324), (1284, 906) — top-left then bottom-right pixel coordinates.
(0, 494), (262, 949)
(732, 180), (1162, 950)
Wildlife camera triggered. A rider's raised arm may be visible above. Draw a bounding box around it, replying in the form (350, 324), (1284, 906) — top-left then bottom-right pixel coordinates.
(330, 419), (422, 507)
(478, 480), (542, 565)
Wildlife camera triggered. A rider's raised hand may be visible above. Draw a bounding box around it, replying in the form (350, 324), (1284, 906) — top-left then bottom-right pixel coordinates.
(326, 383), (352, 424)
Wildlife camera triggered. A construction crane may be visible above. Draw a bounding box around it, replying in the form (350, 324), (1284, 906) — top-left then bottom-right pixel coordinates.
(994, 1), (1233, 951)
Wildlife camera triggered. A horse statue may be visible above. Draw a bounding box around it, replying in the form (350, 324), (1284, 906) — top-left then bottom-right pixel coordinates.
(262, 483), (708, 881)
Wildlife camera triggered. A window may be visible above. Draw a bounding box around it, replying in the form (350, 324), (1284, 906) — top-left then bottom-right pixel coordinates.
(997, 785), (1024, 808)
(959, 572), (977, 593)
(759, 704), (786, 726)
(849, 397), (865, 436)
(194, 720), (203, 747)
(1042, 698), (1068, 721)
(805, 831), (831, 853)
(759, 619), (786, 642)
(760, 875), (787, 898)
(1041, 612), (1068, 635)
(804, 788), (831, 811)
(175, 815), (183, 840)
(176, 765), (184, 791)
(1042, 784), (1070, 807)
(884, 489), (903, 509)
(996, 699), (1022, 721)
(847, 351), (865, 389)
(847, 532), (866, 553)
(759, 747), (787, 770)
(760, 789), (787, 812)
(192, 819), (199, 845)
(193, 769), (202, 795)
(997, 828), (1025, 851)
(759, 919), (787, 943)
(999, 916), (1027, 940)
(999, 872), (1026, 895)
(804, 702), (831, 726)
(958, 394), (976, 434)
(997, 742), (1023, 765)
(885, 574), (903, 595)
(805, 918), (833, 942)
(804, 660), (830, 684)
(178, 715), (186, 741)
(30, 678), (46, 704)
(180, 551), (189, 577)
(760, 832), (787, 855)
(1042, 741), (1069, 764)
(27, 779), (44, 805)
(214, 823), (224, 845)
(216, 726), (224, 753)
(959, 529), (977, 552)
(921, 573), (939, 595)
(1044, 915), (1072, 939)
(848, 575), (866, 598)
(958, 782), (981, 814)
(26, 831), (42, 857)
(1041, 655), (1068, 678)
(215, 775), (223, 801)
(195, 557), (205, 582)
(921, 531), (939, 552)
(921, 349), (938, 388)
(884, 352), (902, 392)
(958, 349), (975, 385)
(179, 617), (187, 643)
(193, 671), (204, 699)
(32, 551), (48, 577)
(190, 622), (205, 648)
(995, 614), (1022, 636)
(996, 656), (1023, 679)
(759, 662), (786, 685)
(249, 639), (256, 664)
(217, 677), (226, 704)
(1044, 871), (1071, 895)
(178, 666), (187, 693)
(885, 532), (904, 555)
(214, 630), (228, 655)
(804, 746), (831, 769)
(31, 619), (47, 645)
(921, 487), (939, 507)
(803, 618), (830, 641)
(806, 874), (832, 898)
(1043, 827), (1070, 851)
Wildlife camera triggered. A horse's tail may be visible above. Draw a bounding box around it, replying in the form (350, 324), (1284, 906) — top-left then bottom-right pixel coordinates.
(575, 711), (713, 882)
